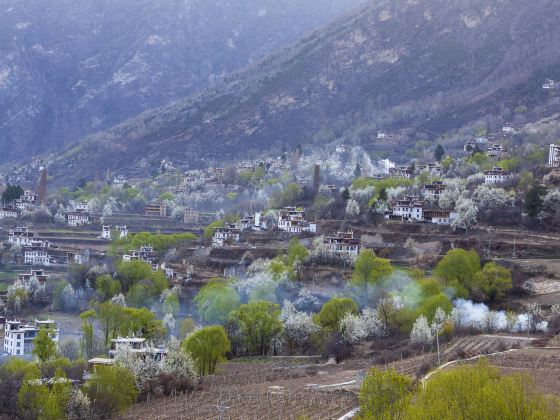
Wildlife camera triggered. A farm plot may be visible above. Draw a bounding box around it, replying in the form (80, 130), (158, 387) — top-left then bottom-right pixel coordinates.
(463, 348), (560, 396)
(122, 359), (358, 420)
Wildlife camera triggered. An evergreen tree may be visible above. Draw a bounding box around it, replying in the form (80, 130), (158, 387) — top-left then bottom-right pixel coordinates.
(524, 184), (547, 218)
(434, 144), (445, 161)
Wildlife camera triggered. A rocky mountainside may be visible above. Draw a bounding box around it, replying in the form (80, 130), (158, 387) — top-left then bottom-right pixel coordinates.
(45, 0), (560, 181)
(0, 0), (364, 162)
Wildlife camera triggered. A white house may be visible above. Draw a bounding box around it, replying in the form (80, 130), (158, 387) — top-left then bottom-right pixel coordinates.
(3, 319), (59, 356)
(421, 181), (446, 200)
(254, 212), (268, 230)
(108, 337), (147, 358)
(543, 79), (556, 89)
(100, 225), (112, 240)
(8, 226), (35, 246)
(67, 211), (92, 227)
(123, 245), (155, 263)
(18, 269), (48, 286)
(24, 247), (50, 266)
(391, 197), (424, 221)
(487, 144), (508, 158)
(502, 124), (516, 134)
(212, 224), (241, 247)
(13, 190), (38, 211)
(389, 166), (413, 179)
(423, 209), (458, 225)
(549, 144), (560, 167)
(100, 225), (128, 240)
(277, 207), (316, 234)
(0, 208), (19, 220)
(484, 167), (508, 185)
(324, 232), (360, 258)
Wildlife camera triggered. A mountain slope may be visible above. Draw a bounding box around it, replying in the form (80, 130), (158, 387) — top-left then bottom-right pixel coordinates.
(0, 0), (364, 162)
(50, 0), (560, 181)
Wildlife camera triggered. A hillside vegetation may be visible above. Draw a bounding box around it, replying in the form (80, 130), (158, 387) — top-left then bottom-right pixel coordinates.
(47, 0), (560, 182)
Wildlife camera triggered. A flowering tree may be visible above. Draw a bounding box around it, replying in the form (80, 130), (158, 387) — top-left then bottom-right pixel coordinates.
(451, 197), (478, 235)
(280, 301), (319, 353)
(161, 339), (198, 389)
(340, 313), (367, 344)
(345, 199), (361, 217)
(163, 313), (176, 337)
(410, 315), (433, 349)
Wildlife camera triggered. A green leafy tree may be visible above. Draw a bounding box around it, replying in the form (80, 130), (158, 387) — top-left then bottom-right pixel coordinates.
(475, 262), (512, 302)
(352, 250), (393, 296)
(434, 144), (445, 162)
(378, 187), (388, 202)
(407, 361), (560, 419)
(229, 301), (283, 355)
(316, 297), (358, 332)
(1, 184), (24, 204)
(358, 368), (415, 420)
(524, 184), (547, 218)
(98, 302), (126, 345)
(95, 275), (122, 301)
(178, 318), (196, 339)
(85, 365), (138, 415)
(182, 326), (231, 375)
(18, 366), (71, 420)
(434, 249), (481, 298)
(116, 261), (152, 292)
(194, 278), (241, 324)
(204, 220), (225, 239)
(80, 310), (97, 359)
(354, 163), (362, 178)
(32, 329), (57, 364)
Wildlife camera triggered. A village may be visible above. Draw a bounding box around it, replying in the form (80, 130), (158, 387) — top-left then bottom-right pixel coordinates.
(1, 121), (560, 418)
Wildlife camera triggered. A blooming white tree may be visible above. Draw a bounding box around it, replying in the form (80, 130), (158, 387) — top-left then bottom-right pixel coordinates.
(350, 186), (375, 205)
(439, 179), (466, 209)
(472, 185), (513, 211)
(345, 199), (360, 217)
(280, 301), (319, 351)
(451, 197), (478, 234)
(430, 307), (447, 335)
(65, 389), (92, 419)
(410, 315), (433, 348)
(115, 345), (162, 396)
(386, 186), (407, 205)
(161, 339), (198, 385)
(87, 197), (100, 213)
(360, 307), (387, 338)
(163, 313), (176, 337)
(340, 313), (367, 344)
(543, 190), (560, 216)
(60, 284), (78, 312)
(110, 293), (127, 307)
(294, 288), (321, 313)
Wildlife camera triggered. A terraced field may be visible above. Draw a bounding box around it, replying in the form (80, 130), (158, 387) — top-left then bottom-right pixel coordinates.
(121, 359), (358, 420)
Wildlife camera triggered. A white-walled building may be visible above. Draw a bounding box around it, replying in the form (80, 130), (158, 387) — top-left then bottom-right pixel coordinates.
(123, 245), (155, 263)
(392, 197), (424, 221)
(8, 226), (35, 246)
(487, 144), (508, 158)
(0, 208), (19, 220)
(277, 207), (316, 234)
(212, 224), (241, 247)
(484, 167), (508, 185)
(108, 337), (147, 358)
(100, 225), (128, 240)
(67, 211), (92, 227)
(421, 181), (446, 200)
(549, 144), (560, 167)
(4, 319), (59, 356)
(324, 232), (360, 258)
(386, 197), (458, 226)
